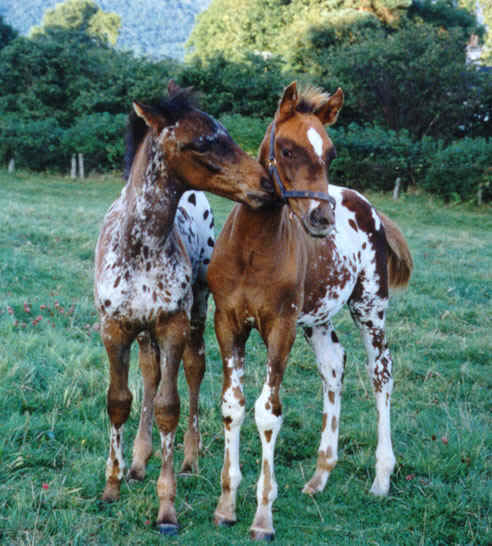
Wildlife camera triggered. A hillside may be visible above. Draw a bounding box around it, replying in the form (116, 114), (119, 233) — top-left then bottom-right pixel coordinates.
(0, 0), (211, 59)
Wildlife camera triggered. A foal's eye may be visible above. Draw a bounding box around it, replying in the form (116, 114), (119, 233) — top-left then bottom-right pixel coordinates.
(195, 137), (209, 152)
(282, 148), (293, 159)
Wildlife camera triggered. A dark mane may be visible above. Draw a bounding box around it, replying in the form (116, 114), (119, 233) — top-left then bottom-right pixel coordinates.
(124, 88), (197, 180)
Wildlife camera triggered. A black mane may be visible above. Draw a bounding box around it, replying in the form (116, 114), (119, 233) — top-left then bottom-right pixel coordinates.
(124, 88), (197, 180)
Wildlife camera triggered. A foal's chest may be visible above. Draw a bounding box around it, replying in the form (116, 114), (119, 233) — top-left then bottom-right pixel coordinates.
(96, 230), (193, 323)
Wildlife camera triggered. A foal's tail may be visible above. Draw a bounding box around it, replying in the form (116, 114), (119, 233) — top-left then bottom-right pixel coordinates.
(379, 212), (413, 290)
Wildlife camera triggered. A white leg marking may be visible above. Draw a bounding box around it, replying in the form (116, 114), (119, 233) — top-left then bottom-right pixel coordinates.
(106, 425), (125, 480)
(250, 377), (282, 537)
(215, 357), (246, 523)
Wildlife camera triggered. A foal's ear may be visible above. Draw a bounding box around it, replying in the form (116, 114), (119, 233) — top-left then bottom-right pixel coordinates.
(315, 88), (344, 126)
(278, 81), (298, 119)
(133, 101), (167, 131)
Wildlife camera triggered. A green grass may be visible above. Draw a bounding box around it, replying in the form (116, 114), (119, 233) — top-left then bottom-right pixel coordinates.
(0, 169), (490, 545)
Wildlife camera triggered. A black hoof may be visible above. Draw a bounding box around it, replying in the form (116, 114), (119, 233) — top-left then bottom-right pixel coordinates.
(158, 523), (179, 536)
(127, 469), (144, 482)
(250, 530), (275, 542)
(217, 519), (236, 528)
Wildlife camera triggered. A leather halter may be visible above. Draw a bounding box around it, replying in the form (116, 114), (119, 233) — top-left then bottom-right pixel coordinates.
(267, 120), (336, 208)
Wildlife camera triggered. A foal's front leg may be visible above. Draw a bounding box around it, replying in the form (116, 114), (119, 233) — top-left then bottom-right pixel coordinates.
(250, 320), (296, 541)
(153, 311), (189, 535)
(101, 319), (135, 502)
(129, 331), (160, 481)
(214, 309), (248, 527)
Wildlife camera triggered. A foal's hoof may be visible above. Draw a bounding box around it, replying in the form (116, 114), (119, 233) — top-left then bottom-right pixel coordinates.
(157, 523), (179, 536)
(250, 529), (275, 541)
(214, 513), (236, 527)
(128, 467), (145, 482)
(179, 461), (198, 475)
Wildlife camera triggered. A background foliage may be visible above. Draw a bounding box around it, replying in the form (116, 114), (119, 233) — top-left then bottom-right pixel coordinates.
(0, 0), (490, 201)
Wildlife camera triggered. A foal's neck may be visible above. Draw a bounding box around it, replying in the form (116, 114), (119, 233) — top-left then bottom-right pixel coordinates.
(122, 135), (185, 252)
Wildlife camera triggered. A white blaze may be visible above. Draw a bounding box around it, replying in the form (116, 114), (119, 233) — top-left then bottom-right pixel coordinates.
(307, 127), (324, 159)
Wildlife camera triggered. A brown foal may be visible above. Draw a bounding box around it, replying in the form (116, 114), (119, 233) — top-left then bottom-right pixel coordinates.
(208, 82), (413, 540)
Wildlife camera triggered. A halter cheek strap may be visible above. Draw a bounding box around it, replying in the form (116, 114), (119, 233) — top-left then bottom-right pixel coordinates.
(268, 121), (336, 208)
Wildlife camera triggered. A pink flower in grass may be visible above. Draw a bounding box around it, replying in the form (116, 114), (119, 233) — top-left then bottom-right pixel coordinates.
(42, 483), (49, 490)
(24, 302), (31, 313)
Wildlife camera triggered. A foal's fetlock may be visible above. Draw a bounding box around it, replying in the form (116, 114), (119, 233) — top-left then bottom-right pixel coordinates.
(214, 494), (238, 527)
(370, 456), (395, 496)
(302, 470), (330, 496)
(180, 429), (200, 474)
(102, 476), (121, 502)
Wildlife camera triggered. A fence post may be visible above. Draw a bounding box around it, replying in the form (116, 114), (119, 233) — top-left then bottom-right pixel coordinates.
(393, 177), (401, 200)
(71, 155), (77, 179)
(78, 153), (85, 179)
(8, 158), (15, 173)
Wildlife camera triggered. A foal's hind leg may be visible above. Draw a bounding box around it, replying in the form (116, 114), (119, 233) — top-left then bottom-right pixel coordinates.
(349, 298), (396, 496)
(180, 284), (208, 473)
(302, 323), (345, 495)
(101, 319), (135, 502)
(129, 331), (161, 481)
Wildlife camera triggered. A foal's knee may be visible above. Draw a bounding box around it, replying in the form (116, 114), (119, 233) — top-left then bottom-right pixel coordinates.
(222, 387), (245, 429)
(107, 387), (132, 427)
(254, 386), (282, 433)
(154, 397), (180, 433)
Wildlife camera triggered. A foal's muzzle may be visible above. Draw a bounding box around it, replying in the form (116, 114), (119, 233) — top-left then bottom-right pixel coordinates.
(303, 202), (335, 237)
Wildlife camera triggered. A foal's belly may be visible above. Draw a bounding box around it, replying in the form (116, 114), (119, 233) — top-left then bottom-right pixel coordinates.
(297, 279), (356, 327)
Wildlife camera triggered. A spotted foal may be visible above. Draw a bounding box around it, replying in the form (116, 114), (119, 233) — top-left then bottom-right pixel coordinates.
(94, 81), (273, 534)
(208, 82), (413, 540)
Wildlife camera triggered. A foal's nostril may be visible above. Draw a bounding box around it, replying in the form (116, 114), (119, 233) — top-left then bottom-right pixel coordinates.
(310, 207), (330, 227)
(261, 176), (275, 194)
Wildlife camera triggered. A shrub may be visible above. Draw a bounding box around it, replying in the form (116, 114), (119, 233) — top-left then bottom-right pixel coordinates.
(219, 114), (269, 156)
(0, 116), (63, 171)
(61, 112), (127, 172)
(329, 123), (417, 192)
(423, 137), (491, 203)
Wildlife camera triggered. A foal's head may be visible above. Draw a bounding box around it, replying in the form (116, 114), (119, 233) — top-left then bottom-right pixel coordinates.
(259, 82), (344, 237)
(130, 81), (274, 208)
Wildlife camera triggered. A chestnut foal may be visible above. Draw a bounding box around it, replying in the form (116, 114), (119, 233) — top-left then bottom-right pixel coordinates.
(94, 81), (273, 534)
(208, 82), (413, 540)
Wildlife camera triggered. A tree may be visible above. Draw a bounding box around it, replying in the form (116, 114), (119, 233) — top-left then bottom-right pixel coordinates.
(0, 15), (17, 49)
(30, 0), (121, 47)
(0, 19), (179, 172)
(186, 0), (413, 63)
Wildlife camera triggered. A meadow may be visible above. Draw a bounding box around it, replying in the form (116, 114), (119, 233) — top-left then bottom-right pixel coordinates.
(0, 170), (490, 545)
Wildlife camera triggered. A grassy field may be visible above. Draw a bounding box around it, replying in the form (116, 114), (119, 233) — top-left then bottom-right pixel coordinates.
(0, 169), (490, 545)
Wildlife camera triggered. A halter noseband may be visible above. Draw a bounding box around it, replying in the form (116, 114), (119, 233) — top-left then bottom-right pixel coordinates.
(267, 120), (336, 208)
